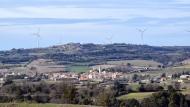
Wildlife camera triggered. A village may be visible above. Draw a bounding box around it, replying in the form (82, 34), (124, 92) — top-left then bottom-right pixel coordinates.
(0, 65), (190, 90)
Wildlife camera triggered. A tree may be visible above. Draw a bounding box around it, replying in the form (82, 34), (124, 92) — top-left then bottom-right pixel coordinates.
(169, 93), (180, 107)
(158, 65), (162, 68)
(62, 84), (77, 104)
(127, 63), (131, 67)
(138, 84), (145, 92)
(141, 98), (156, 107)
(172, 82), (181, 91)
(161, 73), (166, 78)
(113, 81), (126, 96)
(168, 85), (176, 93)
(132, 74), (139, 82)
(125, 99), (140, 107)
(96, 88), (117, 107)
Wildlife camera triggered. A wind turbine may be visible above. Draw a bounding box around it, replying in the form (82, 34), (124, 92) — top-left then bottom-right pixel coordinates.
(32, 28), (41, 48)
(106, 35), (114, 44)
(137, 28), (147, 45)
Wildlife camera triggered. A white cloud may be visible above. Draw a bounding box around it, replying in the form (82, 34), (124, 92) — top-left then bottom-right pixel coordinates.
(174, 0), (190, 4)
(0, 0), (190, 48)
(0, 6), (190, 20)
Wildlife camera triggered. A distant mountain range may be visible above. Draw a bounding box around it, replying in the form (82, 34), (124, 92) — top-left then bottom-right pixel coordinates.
(0, 43), (190, 66)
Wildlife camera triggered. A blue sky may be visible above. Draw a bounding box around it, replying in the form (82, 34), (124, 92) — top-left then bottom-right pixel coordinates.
(0, 0), (190, 50)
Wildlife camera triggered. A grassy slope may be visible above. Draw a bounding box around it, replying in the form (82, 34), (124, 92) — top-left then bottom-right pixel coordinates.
(117, 92), (154, 101)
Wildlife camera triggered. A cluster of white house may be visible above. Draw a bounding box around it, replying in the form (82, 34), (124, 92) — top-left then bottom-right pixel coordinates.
(48, 67), (124, 82)
(0, 67), (124, 83)
(79, 70), (123, 81)
(49, 72), (79, 81)
(178, 75), (190, 83)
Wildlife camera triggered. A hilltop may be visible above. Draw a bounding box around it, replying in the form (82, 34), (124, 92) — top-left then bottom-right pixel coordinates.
(0, 43), (190, 67)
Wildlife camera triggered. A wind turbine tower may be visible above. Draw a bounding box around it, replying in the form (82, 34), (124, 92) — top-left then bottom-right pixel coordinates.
(137, 28), (147, 45)
(33, 28), (41, 48)
(106, 36), (113, 44)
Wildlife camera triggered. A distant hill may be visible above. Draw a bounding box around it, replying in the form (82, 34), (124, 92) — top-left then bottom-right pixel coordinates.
(0, 43), (190, 66)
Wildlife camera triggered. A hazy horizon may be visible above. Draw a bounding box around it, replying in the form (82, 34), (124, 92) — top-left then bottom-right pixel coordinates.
(0, 0), (190, 50)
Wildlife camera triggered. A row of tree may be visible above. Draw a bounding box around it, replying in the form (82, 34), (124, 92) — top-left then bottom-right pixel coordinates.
(0, 81), (190, 107)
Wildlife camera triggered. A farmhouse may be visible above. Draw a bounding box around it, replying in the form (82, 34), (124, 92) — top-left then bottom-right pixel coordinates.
(0, 78), (5, 87)
(178, 75), (190, 83)
(180, 75), (190, 80)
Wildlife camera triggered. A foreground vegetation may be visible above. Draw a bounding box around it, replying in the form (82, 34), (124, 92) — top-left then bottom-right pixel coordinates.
(0, 80), (189, 107)
(0, 103), (98, 107)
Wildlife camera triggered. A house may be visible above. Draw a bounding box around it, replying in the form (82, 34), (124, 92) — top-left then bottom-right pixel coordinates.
(167, 75), (172, 79)
(178, 79), (190, 83)
(79, 76), (89, 81)
(160, 77), (167, 82)
(180, 75), (190, 80)
(0, 78), (5, 87)
(140, 79), (151, 84)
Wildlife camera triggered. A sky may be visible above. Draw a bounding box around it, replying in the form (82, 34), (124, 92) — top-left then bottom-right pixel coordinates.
(0, 0), (190, 50)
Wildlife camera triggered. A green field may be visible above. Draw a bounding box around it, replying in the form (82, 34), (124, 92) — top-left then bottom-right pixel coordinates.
(107, 60), (162, 67)
(117, 92), (154, 101)
(0, 103), (99, 107)
(65, 65), (90, 73)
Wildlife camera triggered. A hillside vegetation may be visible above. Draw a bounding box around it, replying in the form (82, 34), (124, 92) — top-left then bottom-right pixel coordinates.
(0, 43), (190, 67)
